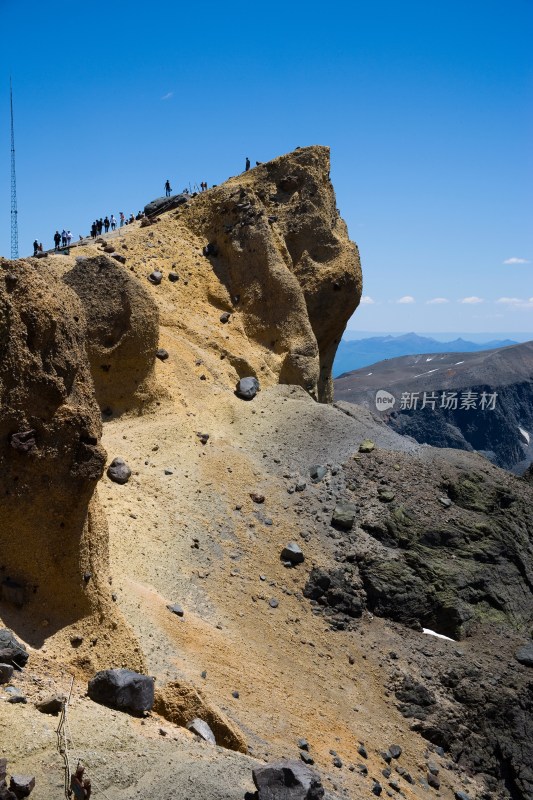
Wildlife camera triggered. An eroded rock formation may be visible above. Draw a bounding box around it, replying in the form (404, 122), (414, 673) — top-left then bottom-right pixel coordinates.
(182, 146), (361, 402)
(0, 260), (141, 668)
(63, 255), (159, 413)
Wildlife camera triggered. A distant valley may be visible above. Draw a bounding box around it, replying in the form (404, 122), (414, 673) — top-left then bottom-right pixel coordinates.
(334, 340), (533, 473)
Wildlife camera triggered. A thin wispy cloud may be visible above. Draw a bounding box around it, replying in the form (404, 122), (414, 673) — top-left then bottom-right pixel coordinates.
(460, 296), (484, 304)
(360, 295), (375, 305)
(426, 297), (449, 305)
(503, 257), (529, 265)
(161, 91), (174, 100)
(397, 295), (415, 304)
(496, 297), (533, 310)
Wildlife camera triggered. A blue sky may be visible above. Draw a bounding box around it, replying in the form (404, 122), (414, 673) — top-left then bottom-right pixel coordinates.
(1, 0), (532, 334)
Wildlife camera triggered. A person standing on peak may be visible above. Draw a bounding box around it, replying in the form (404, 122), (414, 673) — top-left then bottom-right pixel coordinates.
(119, 211), (125, 227)
(104, 216), (110, 233)
(165, 179), (171, 197)
(97, 218), (103, 235)
(61, 229), (67, 247)
(66, 230), (72, 245)
(110, 214), (116, 230)
(53, 231), (61, 251)
(33, 239), (39, 255)
(245, 157), (250, 172)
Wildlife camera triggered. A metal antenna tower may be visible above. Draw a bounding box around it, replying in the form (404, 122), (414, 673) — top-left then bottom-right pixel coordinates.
(10, 78), (19, 260)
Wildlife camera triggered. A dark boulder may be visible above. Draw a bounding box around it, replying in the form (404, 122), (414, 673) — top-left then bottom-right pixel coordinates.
(0, 630), (28, 669)
(515, 641), (533, 667)
(236, 377), (260, 400)
(144, 194), (189, 217)
(148, 270), (163, 285)
(280, 543), (304, 566)
(252, 759), (324, 799)
(87, 669), (154, 714)
(331, 503), (356, 530)
(9, 775), (35, 798)
(0, 664), (14, 684)
(107, 457), (132, 485)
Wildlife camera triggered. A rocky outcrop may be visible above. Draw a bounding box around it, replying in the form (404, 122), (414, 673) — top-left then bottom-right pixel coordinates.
(0, 260), (141, 668)
(0, 260), (105, 621)
(63, 255), (159, 413)
(181, 146), (361, 402)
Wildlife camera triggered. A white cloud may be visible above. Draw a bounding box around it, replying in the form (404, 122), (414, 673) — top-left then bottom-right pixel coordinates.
(496, 297), (533, 310)
(426, 297), (449, 305)
(397, 295), (415, 304)
(161, 91), (174, 100)
(360, 295), (375, 305)
(503, 257), (529, 265)
(460, 296), (484, 304)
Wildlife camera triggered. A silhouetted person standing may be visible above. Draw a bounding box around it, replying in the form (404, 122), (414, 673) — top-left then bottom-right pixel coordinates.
(33, 239), (39, 255)
(54, 231), (61, 251)
(104, 216), (110, 233)
(245, 157), (250, 172)
(165, 180), (171, 197)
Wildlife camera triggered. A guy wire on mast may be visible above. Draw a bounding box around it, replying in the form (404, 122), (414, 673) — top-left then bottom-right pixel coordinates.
(10, 77), (19, 260)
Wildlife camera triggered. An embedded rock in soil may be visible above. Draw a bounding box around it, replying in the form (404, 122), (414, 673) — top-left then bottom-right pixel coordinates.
(252, 759), (325, 799)
(154, 680), (247, 753)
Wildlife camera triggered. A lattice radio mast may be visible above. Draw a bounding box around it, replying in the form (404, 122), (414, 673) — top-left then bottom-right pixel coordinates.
(10, 78), (19, 260)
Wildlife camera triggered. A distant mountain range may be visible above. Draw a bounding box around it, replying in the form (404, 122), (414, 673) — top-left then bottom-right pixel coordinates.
(334, 340), (533, 472)
(333, 333), (518, 377)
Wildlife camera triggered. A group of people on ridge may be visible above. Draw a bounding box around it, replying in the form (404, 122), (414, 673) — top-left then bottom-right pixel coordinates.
(52, 229), (72, 251)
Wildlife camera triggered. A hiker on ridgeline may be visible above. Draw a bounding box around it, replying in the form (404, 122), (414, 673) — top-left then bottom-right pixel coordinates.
(61, 229), (67, 247)
(97, 218), (103, 235)
(110, 214), (116, 230)
(39, 242), (43, 252)
(33, 239), (39, 256)
(104, 216), (110, 233)
(70, 764), (91, 799)
(53, 231), (61, 251)
(119, 211), (125, 227)
(66, 230), (72, 246)
(91, 221), (97, 239)
(245, 157), (250, 172)
(165, 179), (171, 197)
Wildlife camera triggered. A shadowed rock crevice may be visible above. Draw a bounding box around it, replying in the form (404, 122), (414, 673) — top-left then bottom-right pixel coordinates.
(154, 681), (247, 753)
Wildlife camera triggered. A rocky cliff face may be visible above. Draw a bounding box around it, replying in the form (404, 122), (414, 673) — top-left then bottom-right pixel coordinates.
(181, 146), (361, 402)
(0, 259), (142, 668)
